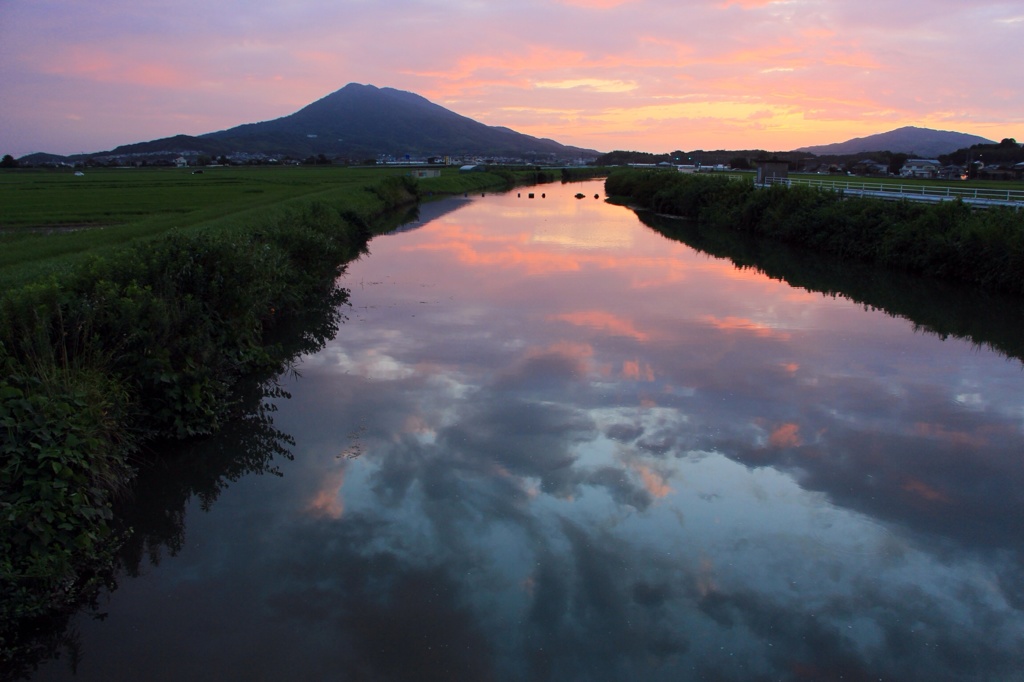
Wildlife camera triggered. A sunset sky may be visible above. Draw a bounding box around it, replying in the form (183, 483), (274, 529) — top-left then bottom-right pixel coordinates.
(2, 0), (1022, 158)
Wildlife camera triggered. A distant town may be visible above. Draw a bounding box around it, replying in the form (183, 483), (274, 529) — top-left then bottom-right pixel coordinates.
(6, 145), (1024, 182)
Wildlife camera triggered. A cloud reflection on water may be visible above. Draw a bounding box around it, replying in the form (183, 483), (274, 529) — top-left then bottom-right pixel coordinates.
(270, 182), (1024, 679)
(36, 181), (1024, 681)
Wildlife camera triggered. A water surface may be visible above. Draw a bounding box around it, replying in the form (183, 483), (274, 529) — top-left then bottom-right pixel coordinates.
(35, 179), (1024, 681)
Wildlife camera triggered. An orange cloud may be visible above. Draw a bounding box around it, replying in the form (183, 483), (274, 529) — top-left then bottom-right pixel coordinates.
(39, 47), (194, 88)
(622, 359), (656, 382)
(306, 469), (346, 519)
(522, 341), (595, 365)
(700, 315), (790, 340)
(633, 463), (672, 499)
(768, 423), (802, 448)
(551, 310), (651, 342)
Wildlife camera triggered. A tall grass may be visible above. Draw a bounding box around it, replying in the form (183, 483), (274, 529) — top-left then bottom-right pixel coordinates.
(0, 169), (472, 670)
(606, 169), (1024, 295)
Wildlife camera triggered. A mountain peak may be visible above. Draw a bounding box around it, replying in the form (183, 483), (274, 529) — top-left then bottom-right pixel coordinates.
(796, 127), (995, 157)
(195, 84), (597, 160)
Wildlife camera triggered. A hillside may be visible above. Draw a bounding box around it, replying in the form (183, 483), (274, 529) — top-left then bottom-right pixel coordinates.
(796, 126), (994, 158)
(200, 84), (598, 160)
(14, 84), (598, 164)
(57, 84), (597, 163)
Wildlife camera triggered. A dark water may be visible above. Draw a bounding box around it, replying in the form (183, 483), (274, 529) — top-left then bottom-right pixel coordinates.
(33, 180), (1024, 681)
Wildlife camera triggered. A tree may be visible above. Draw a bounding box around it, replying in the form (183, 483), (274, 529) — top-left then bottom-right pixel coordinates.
(0, 154), (16, 168)
(888, 153), (908, 176)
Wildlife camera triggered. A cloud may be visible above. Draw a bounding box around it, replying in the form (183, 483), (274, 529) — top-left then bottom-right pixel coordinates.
(550, 310), (651, 342)
(304, 467), (346, 519)
(535, 78), (639, 93)
(4, 0), (1021, 156)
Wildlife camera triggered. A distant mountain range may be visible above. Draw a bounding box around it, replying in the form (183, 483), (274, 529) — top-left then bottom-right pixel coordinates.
(16, 89), (999, 165)
(794, 126), (995, 158)
(27, 84), (599, 163)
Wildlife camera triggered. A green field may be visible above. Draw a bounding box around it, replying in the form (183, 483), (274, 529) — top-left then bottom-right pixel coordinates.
(2, 163), (530, 651)
(0, 165), (514, 286)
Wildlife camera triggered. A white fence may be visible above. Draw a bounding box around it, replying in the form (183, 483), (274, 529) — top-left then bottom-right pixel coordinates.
(760, 176), (1024, 210)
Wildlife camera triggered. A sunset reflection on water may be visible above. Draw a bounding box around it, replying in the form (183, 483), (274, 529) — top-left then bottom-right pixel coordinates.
(36, 180), (1024, 682)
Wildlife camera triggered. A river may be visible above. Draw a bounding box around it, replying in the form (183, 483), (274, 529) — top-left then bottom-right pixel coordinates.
(32, 179), (1024, 681)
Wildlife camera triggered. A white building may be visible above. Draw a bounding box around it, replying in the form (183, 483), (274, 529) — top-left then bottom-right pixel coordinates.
(900, 159), (941, 179)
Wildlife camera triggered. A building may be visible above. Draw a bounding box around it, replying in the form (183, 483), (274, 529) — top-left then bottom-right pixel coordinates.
(899, 159), (941, 179)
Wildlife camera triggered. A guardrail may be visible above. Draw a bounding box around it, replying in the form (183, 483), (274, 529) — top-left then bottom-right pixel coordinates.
(760, 177), (1024, 210)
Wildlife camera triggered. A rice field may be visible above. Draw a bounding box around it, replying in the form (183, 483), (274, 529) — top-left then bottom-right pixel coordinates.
(0, 165), (500, 286)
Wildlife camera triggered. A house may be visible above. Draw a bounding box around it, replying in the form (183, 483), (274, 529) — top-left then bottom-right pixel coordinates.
(173, 156), (188, 168)
(850, 159), (890, 176)
(938, 165), (967, 181)
(978, 163), (1017, 181)
(409, 169), (441, 178)
(899, 159), (941, 179)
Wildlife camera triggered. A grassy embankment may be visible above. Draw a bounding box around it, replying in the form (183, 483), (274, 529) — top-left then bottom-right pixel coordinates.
(606, 169), (1024, 295)
(0, 165), (534, 665)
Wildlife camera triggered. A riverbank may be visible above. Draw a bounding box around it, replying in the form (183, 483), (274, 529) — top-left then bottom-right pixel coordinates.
(605, 169), (1024, 296)
(0, 167), (535, 674)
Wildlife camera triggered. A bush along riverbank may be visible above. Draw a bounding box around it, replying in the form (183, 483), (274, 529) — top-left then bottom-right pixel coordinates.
(605, 169), (1024, 296)
(638, 211), (1024, 365)
(0, 174), (431, 672)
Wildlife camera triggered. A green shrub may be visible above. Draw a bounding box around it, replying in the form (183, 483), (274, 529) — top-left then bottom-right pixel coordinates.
(608, 172), (1024, 295)
(0, 350), (134, 630)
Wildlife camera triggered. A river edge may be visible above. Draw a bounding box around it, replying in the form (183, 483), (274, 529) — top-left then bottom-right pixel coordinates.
(0, 169), (558, 677)
(605, 169), (1024, 296)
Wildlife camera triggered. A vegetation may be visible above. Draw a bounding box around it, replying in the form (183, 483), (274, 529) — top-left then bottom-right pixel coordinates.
(638, 211), (1024, 364)
(0, 165), (539, 287)
(0, 165), (529, 673)
(594, 135), (1024, 179)
(943, 137), (1023, 167)
(606, 169), (1024, 295)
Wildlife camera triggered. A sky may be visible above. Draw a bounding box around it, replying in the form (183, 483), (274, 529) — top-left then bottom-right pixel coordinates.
(2, 0), (1022, 158)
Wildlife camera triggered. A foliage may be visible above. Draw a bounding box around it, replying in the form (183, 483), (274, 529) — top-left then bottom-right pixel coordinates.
(0, 168), (462, 672)
(606, 168), (1024, 295)
(638, 211), (1024, 363)
(560, 167), (611, 182)
(593, 150), (673, 166)
(0, 351), (135, 669)
(0, 166), (419, 288)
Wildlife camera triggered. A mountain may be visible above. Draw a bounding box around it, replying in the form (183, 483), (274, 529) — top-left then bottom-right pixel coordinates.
(102, 84), (598, 161)
(795, 126), (995, 158)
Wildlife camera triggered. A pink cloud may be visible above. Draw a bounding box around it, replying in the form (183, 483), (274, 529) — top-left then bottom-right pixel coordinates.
(2, 0), (1019, 157)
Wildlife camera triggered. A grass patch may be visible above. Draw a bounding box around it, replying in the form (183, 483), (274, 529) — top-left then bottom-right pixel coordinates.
(0, 165), (552, 287)
(0, 164), (535, 672)
(606, 169), (1024, 295)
